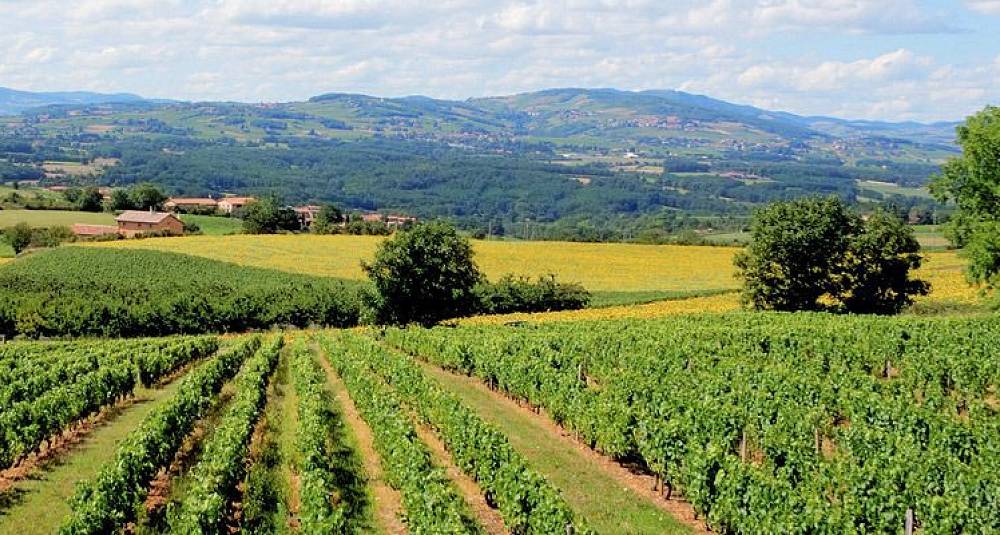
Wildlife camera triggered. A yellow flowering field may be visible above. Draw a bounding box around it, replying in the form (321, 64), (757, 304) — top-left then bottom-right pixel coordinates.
(460, 292), (741, 325)
(83, 235), (983, 320)
(84, 234), (741, 292)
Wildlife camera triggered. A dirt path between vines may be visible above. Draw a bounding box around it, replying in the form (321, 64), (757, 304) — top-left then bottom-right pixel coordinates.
(317, 354), (407, 535)
(420, 362), (710, 535)
(412, 422), (507, 535)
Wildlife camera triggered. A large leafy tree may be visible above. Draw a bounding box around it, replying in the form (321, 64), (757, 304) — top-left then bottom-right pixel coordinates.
(840, 210), (928, 314)
(930, 105), (1000, 290)
(2, 223), (33, 255)
(735, 197), (928, 314)
(242, 196), (300, 234)
(735, 197), (857, 311)
(363, 220), (482, 326)
(129, 182), (167, 211)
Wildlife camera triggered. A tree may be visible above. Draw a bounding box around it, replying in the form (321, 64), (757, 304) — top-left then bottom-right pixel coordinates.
(735, 197), (857, 311)
(735, 197), (927, 313)
(840, 210), (929, 314)
(109, 188), (134, 211)
(312, 204), (343, 234)
(242, 197), (300, 234)
(930, 106), (1000, 289)
(77, 187), (104, 212)
(363, 220), (482, 325)
(3, 223), (33, 254)
(129, 183), (167, 211)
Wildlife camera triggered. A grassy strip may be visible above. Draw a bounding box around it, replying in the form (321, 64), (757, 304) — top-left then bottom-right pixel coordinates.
(241, 349), (294, 535)
(166, 336), (283, 532)
(337, 331), (587, 534)
(320, 338), (483, 534)
(421, 364), (692, 535)
(57, 336), (262, 535)
(0, 381), (185, 534)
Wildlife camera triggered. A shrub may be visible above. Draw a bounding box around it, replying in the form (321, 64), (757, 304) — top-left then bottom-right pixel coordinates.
(476, 274), (590, 314)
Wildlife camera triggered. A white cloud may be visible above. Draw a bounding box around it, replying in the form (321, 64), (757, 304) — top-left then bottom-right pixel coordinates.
(0, 0), (994, 121)
(751, 0), (960, 34)
(966, 1), (1000, 15)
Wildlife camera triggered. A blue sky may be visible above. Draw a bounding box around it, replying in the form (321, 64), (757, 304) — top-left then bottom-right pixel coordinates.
(1, 0), (998, 122)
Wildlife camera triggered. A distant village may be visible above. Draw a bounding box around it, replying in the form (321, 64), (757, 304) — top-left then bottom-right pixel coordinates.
(35, 186), (418, 239)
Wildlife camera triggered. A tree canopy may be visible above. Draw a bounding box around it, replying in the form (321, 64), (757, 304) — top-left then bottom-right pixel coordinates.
(930, 105), (1000, 290)
(363, 221), (482, 326)
(735, 197), (927, 314)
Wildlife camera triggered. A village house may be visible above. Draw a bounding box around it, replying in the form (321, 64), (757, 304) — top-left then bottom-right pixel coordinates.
(386, 214), (417, 228)
(217, 196), (255, 214)
(293, 205), (322, 226)
(164, 197), (218, 212)
(115, 210), (184, 238)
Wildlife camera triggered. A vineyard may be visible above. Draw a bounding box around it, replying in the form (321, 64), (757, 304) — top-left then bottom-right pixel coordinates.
(2, 311), (999, 534)
(0, 247), (361, 338)
(385, 313), (1000, 534)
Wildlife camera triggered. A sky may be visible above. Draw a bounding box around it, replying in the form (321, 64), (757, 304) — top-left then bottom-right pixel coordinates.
(1, 0), (999, 122)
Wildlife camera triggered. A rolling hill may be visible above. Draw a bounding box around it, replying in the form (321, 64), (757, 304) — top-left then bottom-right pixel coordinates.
(0, 87), (962, 238)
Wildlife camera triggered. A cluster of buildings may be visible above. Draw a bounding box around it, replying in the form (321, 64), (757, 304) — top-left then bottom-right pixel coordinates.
(70, 195), (417, 239)
(163, 196), (256, 214)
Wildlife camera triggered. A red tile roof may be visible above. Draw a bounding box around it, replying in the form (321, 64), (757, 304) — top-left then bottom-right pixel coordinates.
(166, 197), (217, 206)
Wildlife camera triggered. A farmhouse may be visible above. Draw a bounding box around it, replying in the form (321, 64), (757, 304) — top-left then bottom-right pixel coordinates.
(165, 197), (217, 211)
(217, 196), (255, 214)
(115, 210), (184, 237)
(386, 214), (417, 228)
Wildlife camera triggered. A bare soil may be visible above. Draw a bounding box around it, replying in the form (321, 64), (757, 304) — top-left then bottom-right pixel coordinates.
(412, 422), (506, 535)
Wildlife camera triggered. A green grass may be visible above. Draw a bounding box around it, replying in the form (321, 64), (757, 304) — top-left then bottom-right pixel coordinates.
(179, 214), (242, 235)
(0, 380), (187, 534)
(857, 179), (933, 200)
(0, 209), (115, 227)
(589, 288), (735, 308)
(420, 364), (691, 534)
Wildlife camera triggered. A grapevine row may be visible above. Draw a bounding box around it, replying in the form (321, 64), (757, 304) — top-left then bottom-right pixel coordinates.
(333, 331), (588, 535)
(288, 340), (350, 533)
(386, 313), (1000, 534)
(0, 336), (218, 469)
(58, 335), (262, 535)
(166, 335), (283, 533)
(321, 337), (484, 534)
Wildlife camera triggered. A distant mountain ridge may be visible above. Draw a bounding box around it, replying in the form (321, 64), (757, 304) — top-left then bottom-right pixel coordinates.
(2, 85), (958, 145)
(0, 87), (148, 115)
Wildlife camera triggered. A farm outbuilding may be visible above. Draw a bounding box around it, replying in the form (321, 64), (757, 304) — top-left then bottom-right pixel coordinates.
(115, 210), (184, 237)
